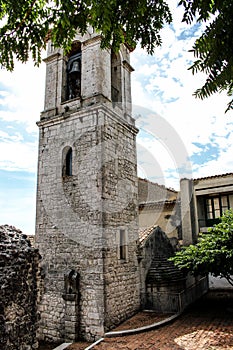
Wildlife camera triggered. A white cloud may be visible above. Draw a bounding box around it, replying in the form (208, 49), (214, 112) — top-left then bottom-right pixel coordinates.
(192, 132), (233, 179)
(137, 136), (181, 189)
(0, 4), (233, 232)
(0, 59), (45, 130)
(131, 79), (155, 110)
(0, 137), (37, 172)
(0, 59), (44, 173)
(0, 188), (36, 235)
(0, 130), (23, 142)
(132, 9), (233, 184)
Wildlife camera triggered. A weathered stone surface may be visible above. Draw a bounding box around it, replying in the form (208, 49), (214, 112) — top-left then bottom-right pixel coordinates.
(35, 31), (140, 343)
(0, 225), (42, 350)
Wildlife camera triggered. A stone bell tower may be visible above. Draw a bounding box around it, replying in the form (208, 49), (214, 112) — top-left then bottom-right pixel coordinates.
(35, 30), (140, 343)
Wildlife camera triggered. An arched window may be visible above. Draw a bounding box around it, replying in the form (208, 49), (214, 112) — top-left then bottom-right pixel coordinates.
(62, 147), (73, 176)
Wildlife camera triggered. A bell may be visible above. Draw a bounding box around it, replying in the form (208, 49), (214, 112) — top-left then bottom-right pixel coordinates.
(69, 60), (80, 74)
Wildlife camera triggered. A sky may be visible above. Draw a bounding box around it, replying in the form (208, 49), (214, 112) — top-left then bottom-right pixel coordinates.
(0, 2), (233, 234)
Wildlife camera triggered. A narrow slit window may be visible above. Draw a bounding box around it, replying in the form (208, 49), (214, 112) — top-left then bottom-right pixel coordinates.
(66, 148), (72, 176)
(119, 229), (127, 260)
(62, 146), (73, 177)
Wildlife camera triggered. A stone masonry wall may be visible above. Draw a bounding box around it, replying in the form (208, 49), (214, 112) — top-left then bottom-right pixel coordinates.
(36, 31), (139, 342)
(101, 117), (140, 329)
(36, 108), (105, 342)
(138, 178), (177, 204)
(36, 105), (140, 342)
(0, 225), (42, 350)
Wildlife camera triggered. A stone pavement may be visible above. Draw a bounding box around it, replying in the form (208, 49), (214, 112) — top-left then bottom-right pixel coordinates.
(91, 291), (233, 350)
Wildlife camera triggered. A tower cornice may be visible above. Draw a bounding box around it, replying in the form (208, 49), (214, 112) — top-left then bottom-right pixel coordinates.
(37, 103), (139, 136)
(43, 52), (61, 63)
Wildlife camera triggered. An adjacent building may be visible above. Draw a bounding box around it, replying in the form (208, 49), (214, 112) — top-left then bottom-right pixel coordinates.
(180, 173), (233, 244)
(138, 177), (180, 239)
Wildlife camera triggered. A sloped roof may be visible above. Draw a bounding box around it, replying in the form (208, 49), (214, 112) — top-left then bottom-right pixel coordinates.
(193, 173), (233, 183)
(139, 199), (177, 208)
(139, 224), (158, 245)
(146, 256), (185, 285)
(138, 224), (185, 286)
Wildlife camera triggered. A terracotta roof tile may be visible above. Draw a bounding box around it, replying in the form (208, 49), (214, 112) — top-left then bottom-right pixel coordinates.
(193, 172), (233, 182)
(138, 224), (158, 245)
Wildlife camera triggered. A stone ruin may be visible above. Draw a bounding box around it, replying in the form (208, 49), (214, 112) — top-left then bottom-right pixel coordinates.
(0, 225), (42, 350)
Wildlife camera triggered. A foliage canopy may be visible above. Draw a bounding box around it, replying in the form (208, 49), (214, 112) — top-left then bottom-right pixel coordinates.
(179, 0), (233, 111)
(170, 209), (233, 286)
(0, 0), (172, 70)
(0, 0), (233, 110)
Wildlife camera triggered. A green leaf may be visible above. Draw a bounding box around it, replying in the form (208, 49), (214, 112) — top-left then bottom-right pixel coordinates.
(170, 209), (233, 285)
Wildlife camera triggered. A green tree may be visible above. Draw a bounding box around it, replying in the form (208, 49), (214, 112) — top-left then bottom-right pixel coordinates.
(0, 0), (172, 70)
(0, 1), (233, 110)
(170, 209), (233, 286)
(179, 0), (233, 111)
